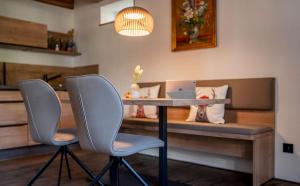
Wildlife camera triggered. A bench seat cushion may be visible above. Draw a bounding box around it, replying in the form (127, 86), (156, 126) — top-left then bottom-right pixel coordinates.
(123, 118), (273, 135)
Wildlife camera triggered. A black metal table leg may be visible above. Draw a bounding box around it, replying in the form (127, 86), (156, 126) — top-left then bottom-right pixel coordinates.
(110, 157), (120, 186)
(159, 106), (168, 186)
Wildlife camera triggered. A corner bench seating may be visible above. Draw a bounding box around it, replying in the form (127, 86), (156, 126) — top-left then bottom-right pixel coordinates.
(124, 118), (272, 136)
(121, 78), (275, 186)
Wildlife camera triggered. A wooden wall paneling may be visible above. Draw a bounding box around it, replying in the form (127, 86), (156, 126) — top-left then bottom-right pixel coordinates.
(0, 125), (28, 150)
(35, 0), (74, 9)
(5, 63), (99, 87)
(168, 107), (190, 120)
(0, 16), (47, 48)
(225, 110), (275, 128)
(5, 63), (73, 87)
(167, 107), (275, 128)
(73, 64), (99, 76)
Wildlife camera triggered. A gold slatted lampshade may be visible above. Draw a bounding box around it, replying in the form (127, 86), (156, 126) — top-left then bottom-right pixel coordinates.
(114, 7), (154, 37)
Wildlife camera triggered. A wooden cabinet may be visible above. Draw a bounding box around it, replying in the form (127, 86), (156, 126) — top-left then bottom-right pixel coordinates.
(0, 16), (47, 48)
(57, 91), (76, 129)
(0, 103), (27, 127)
(0, 65), (98, 150)
(0, 91), (27, 127)
(28, 128), (39, 146)
(0, 125), (28, 150)
(60, 103), (76, 129)
(0, 91), (23, 102)
(0, 90), (76, 150)
(0, 91), (28, 150)
(35, 0), (74, 9)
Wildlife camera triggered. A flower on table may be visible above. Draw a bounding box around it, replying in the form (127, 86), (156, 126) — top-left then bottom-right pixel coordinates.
(132, 65), (143, 84)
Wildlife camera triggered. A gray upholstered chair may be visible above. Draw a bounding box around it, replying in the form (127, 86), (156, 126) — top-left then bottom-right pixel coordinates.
(65, 75), (164, 186)
(19, 80), (102, 186)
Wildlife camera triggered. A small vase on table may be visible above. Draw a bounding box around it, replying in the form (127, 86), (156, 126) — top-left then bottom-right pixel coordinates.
(130, 65), (143, 98)
(131, 83), (140, 99)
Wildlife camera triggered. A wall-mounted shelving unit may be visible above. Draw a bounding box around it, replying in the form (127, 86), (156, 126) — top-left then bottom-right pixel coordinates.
(0, 16), (81, 57)
(0, 43), (81, 56)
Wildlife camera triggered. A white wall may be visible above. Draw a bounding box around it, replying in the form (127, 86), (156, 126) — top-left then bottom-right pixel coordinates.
(74, 0), (300, 183)
(0, 0), (75, 67)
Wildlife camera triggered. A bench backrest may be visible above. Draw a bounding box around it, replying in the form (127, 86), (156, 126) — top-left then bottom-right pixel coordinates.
(138, 78), (275, 128)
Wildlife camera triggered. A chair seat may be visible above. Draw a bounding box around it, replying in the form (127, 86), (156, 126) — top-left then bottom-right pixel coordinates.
(113, 133), (164, 157)
(53, 128), (78, 146)
(169, 121), (273, 135)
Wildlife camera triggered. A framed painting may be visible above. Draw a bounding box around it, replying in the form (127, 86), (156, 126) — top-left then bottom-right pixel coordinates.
(172, 0), (217, 51)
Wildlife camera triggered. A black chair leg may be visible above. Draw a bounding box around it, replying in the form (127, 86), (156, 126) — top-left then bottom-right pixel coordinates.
(66, 147), (104, 186)
(121, 158), (149, 186)
(64, 147), (72, 180)
(57, 148), (64, 186)
(89, 160), (114, 186)
(90, 156), (149, 186)
(27, 147), (63, 186)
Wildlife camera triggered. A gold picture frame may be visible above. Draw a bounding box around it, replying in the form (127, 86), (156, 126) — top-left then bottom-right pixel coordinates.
(172, 0), (217, 51)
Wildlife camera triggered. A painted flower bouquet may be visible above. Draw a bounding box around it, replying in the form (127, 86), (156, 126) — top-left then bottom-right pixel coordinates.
(180, 0), (208, 43)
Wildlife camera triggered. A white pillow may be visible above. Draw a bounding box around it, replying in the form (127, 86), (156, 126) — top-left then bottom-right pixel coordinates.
(186, 85), (228, 124)
(124, 85), (160, 119)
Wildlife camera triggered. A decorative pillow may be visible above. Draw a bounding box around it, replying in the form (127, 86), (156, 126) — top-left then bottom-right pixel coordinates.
(124, 85), (160, 119)
(186, 85), (228, 124)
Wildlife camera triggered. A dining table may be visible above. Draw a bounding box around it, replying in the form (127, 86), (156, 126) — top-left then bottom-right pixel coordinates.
(122, 98), (231, 186)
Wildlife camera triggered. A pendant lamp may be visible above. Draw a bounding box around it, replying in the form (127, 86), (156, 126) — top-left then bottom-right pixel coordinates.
(114, 6), (154, 36)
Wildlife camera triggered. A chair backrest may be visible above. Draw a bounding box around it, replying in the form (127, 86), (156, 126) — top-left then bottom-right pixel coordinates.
(18, 80), (61, 145)
(65, 75), (124, 154)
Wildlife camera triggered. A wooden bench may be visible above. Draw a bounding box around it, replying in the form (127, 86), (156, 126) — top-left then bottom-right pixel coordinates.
(121, 78), (275, 186)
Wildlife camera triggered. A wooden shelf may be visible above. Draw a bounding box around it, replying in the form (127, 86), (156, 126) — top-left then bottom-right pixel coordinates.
(35, 0), (74, 9)
(0, 43), (81, 56)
